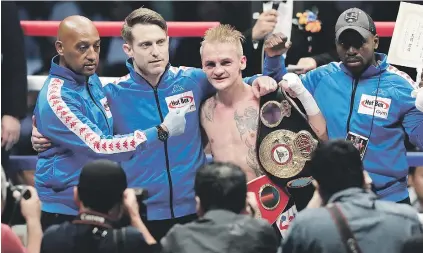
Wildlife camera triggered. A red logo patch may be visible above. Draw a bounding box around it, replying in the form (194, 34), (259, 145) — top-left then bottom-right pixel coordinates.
(168, 96), (194, 109)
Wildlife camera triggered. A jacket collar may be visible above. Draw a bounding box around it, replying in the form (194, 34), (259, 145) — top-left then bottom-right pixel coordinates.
(49, 55), (89, 85)
(125, 58), (171, 90)
(339, 52), (388, 79)
(327, 187), (377, 208)
(202, 209), (241, 223)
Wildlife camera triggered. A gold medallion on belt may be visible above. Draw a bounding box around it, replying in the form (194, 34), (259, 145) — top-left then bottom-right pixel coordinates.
(258, 130), (318, 178)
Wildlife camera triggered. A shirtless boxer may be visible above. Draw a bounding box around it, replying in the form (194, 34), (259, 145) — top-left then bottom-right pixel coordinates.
(200, 25), (327, 182)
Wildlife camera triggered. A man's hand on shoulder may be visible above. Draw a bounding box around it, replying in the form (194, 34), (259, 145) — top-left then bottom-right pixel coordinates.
(264, 32), (292, 57)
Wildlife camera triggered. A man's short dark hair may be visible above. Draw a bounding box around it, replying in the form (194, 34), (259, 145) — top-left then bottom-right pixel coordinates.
(194, 162), (247, 214)
(309, 140), (365, 197)
(78, 160), (127, 213)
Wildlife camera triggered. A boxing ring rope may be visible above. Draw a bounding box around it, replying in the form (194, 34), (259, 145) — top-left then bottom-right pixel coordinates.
(20, 20), (397, 37)
(20, 20), (220, 37)
(10, 20), (421, 171)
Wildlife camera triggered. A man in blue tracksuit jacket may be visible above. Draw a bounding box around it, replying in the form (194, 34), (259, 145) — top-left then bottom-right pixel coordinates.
(272, 8), (423, 203)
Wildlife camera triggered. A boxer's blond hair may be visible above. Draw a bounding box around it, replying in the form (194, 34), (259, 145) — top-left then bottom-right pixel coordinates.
(200, 24), (245, 57)
(121, 7), (167, 44)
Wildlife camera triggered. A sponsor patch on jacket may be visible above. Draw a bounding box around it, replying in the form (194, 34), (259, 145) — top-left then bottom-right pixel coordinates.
(165, 91), (196, 113)
(357, 94), (391, 119)
(100, 97), (113, 118)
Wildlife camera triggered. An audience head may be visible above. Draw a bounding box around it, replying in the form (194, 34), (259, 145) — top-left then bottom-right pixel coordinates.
(409, 166), (423, 203)
(194, 162), (247, 216)
(335, 8), (379, 76)
(75, 160), (127, 216)
(200, 24), (246, 91)
(309, 140), (366, 202)
(56, 15), (100, 76)
(122, 8), (169, 80)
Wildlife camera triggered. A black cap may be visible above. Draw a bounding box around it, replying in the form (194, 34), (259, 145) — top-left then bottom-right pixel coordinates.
(335, 8), (376, 41)
(78, 159), (127, 197)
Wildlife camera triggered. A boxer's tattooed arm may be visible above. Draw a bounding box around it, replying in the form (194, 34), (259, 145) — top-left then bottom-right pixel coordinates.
(234, 107), (262, 176)
(245, 138), (264, 176)
(234, 107), (258, 137)
(203, 98), (217, 122)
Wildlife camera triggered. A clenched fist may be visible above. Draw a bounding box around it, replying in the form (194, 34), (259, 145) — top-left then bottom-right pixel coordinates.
(264, 32), (292, 57)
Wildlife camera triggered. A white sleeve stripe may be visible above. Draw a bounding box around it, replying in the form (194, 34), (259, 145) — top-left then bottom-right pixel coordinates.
(107, 74), (131, 87)
(386, 65), (419, 90)
(47, 78), (147, 154)
(169, 66), (193, 74)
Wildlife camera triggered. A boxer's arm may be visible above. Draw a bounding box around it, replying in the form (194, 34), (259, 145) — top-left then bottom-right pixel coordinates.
(308, 114), (329, 141)
(281, 74), (328, 141)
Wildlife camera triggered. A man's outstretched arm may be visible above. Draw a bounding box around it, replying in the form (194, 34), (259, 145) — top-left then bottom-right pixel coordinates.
(280, 73), (328, 141)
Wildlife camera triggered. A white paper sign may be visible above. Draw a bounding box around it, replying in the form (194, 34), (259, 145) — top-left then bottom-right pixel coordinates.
(387, 2), (423, 69)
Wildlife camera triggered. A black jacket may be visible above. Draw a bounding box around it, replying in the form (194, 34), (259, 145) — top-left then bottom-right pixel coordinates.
(41, 221), (158, 253)
(161, 210), (279, 253)
(242, 1), (340, 77)
(1, 1), (28, 119)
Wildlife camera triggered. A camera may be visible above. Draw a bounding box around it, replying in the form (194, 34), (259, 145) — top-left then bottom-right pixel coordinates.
(117, 188), (148, 228)
(133, 188), (148, 221)
(7, 180), (32, 201)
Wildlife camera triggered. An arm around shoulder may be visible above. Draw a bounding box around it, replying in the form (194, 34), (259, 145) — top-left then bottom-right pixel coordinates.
(37, 91), (158, 161)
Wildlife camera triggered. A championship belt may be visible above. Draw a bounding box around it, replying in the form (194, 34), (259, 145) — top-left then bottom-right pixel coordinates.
(247, 175), (290, 224)
(255, 87), (319, 212)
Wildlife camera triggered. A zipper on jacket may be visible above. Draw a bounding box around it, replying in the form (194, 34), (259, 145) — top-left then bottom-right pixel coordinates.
(152, 86), (175, 218)
(135, 65), (175, 219)
(346, 78), (359, 133)
(87, 83), (111, 132)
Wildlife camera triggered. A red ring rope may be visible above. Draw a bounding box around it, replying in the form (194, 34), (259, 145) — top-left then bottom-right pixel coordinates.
(20, 21), (395, 37)
(20, 21), (220, 37)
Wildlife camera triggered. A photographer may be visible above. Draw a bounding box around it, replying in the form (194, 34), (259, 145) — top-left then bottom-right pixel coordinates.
(1, 167), (43, 253)
(40, 160), (158, 253)
(161, 162), (278, 253)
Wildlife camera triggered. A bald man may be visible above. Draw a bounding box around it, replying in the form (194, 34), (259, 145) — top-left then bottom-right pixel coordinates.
(33, 15), (182, 230)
